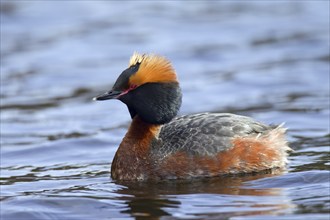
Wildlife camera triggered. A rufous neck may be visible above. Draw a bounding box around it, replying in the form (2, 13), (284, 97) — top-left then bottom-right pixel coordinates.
(125, 116), (161, 141)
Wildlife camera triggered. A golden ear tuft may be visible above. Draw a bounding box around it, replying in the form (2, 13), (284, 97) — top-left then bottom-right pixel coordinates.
(129, 52), (145, 66)
(128, 52), (178, 86)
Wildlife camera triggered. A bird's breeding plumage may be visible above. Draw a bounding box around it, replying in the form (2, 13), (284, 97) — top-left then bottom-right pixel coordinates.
(128, 52), (178, 85)
(94, 52), (291, 181)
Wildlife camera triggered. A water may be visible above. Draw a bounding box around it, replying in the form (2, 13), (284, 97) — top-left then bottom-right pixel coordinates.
(1, 1), (329, 219)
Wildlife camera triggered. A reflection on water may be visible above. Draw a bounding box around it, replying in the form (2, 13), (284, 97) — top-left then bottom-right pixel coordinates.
(116, 173), (293, 219)
(1, 1), (329, 219)
(2, 170), (296, 219)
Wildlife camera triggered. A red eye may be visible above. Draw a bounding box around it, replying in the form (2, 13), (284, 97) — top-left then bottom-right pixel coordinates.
(120, 84), (138, 96)
(129, 84), (138, 90)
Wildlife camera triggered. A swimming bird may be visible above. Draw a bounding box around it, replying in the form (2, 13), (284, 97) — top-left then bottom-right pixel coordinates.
(94, 52), (291, 181)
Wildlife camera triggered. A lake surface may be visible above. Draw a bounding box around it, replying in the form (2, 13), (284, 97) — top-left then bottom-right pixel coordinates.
(1, 1), (329, 219)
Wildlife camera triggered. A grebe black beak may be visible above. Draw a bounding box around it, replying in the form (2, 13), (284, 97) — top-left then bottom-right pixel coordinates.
(93, 90), (122, 101)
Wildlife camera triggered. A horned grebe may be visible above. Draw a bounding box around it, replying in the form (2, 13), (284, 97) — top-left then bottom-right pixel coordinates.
(94, 53), (291, 181)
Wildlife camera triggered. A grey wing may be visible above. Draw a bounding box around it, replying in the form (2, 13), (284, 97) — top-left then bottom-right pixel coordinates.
(155, 113), (272, 157)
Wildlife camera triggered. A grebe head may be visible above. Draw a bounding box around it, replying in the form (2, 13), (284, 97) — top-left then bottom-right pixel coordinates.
(94, 52), (182, 124)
